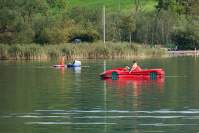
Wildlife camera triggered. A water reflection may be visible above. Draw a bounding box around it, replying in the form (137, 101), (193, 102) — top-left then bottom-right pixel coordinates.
(68, 67), (81, 73)
(54, 66), (81, 74)
(104, 77), (165, 97)
(60, 67), (65, 75)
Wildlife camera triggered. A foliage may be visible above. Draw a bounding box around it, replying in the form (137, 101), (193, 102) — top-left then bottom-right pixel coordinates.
(0, 0), (198, 50)
(119, 14), (136, 42)
(69, 29), (100, 43)
(172, 24), (199, 50)
(155, 0), (199, 49)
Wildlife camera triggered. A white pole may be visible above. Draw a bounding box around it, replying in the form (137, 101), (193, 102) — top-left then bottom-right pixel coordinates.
(103, 60), (107, 133)
(103, 60), (106, 71)
(103, 6), (106, 44)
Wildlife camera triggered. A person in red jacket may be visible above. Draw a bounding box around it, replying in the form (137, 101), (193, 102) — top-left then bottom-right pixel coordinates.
(59, 56), (65, 65)
(129, 60), (142, 73)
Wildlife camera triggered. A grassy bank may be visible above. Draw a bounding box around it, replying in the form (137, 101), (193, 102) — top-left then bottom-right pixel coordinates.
(0, 42), (167, 60)
(67, 0), (156, 12)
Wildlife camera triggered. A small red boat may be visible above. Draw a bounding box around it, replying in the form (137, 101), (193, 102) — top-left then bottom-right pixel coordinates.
(100, 67), (165, 80)
(53, 64), (66, 68)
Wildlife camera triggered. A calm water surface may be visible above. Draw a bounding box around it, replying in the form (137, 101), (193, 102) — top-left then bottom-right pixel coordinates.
(0, 57), (199, 133)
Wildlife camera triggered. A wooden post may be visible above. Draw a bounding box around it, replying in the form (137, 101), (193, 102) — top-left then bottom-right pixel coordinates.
(195, 48), (197, 56)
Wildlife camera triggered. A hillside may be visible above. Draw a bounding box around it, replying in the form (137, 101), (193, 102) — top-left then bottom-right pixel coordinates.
(1, 0), (198, 50)
(66, 0), (157, 12)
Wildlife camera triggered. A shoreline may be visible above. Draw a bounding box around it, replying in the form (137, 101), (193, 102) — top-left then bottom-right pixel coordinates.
(0, 43), (167, 60)
(1, 45), (198, 60)
(168, 50), (199, 56)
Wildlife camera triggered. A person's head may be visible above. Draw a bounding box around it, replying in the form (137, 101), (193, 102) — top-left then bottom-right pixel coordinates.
(133, 60), (137, 64)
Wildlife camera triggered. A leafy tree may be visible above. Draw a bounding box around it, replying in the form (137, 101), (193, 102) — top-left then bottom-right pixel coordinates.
(156, 0), (198, 15)
(172, 29), (199, 50)
(47, 0), (67, 9)
(156, 0), (175, 11)
(0, 0), (49, 44)
(119, 14), (136, 43)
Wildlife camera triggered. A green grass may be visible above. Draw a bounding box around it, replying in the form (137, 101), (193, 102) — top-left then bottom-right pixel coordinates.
(66, 0), (157, 12)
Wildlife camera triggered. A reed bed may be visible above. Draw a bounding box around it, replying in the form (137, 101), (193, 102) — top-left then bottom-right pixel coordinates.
(0, 42), (167, 60)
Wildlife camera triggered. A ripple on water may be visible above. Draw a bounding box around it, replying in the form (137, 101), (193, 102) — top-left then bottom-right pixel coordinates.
(1, 109), (199, 127)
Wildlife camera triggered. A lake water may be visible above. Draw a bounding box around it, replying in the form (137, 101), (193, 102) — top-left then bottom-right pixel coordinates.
(0, 57), (199, 133)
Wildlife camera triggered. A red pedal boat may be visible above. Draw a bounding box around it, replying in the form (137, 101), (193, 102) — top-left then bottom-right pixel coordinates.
(100, 67), (165, 80)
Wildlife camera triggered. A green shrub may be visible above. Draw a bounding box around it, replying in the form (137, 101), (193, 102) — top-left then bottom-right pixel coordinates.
(69, 29), (100, 43)
(0, 44), (9, 59)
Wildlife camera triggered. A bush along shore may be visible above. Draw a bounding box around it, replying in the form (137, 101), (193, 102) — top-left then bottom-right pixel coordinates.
(0, 42), (168, 60)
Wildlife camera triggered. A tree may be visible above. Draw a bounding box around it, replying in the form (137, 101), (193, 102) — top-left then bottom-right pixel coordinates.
(156, 0), (174, 11)
(0, 0), (49, 44)
(156, 0), (198, 15)
(19, 0), (48, 22)
(119, 14), (136, 43)
(47, 0), (67, 9)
